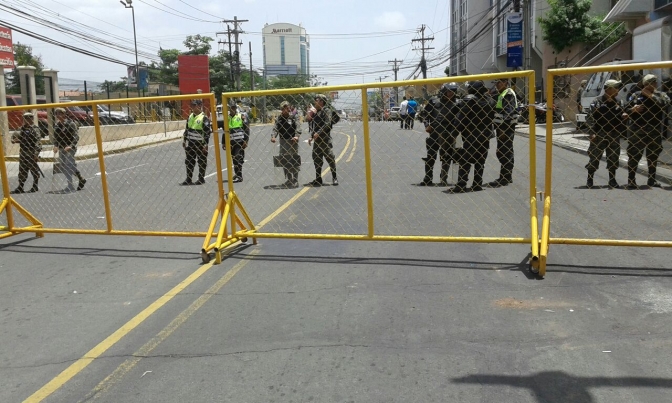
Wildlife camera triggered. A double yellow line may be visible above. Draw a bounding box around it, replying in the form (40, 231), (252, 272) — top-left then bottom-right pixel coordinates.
(24, 131), (355, 403)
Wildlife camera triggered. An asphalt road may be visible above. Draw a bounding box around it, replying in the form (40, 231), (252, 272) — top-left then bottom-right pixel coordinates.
(2, 121), (672, 403)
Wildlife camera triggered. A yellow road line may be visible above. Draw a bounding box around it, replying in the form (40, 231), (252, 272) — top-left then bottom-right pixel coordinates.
(23, 261), (217, 403)
(346, 135), (357, 163)
(24, 131), (353, 403)
(80, 250), (260, 401)
(257, 132), (351, 229)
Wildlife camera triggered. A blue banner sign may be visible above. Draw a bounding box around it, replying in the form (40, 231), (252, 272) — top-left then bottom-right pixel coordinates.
(507, 12), (523, 68)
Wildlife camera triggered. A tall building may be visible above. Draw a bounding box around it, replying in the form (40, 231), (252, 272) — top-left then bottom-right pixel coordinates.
(262, 23), (310, 76)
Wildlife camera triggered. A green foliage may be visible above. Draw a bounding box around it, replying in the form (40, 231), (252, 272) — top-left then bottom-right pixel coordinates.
(4, 43), (45, 94)
(183, 35), (213, 55)
(444, 66), (450, 77)
(98, 79), (128, 92)
(538, 0), (594, 53)
(539, 0), (628, 54)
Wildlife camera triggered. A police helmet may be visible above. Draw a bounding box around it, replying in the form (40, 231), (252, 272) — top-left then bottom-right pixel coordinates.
(439, 82), (459, 95)
(467, 80), (486, 94)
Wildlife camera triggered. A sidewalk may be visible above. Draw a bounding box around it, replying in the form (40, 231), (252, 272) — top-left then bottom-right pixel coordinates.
(5, 130), (184, 162)
(517, 122), (672, 184)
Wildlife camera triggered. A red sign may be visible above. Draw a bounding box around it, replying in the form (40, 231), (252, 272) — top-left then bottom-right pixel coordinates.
(0, 26), (14, 69)
(178, 55), (211, 118)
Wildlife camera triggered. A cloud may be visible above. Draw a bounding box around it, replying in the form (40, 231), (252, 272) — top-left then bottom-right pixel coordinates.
(374, 12), (406, 30)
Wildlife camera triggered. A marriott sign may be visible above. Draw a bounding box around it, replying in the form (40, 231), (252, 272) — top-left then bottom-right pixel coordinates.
(0, 26), (14, 68)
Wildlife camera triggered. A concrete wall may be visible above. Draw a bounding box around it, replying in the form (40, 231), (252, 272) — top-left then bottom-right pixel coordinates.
(3, 120), (185, 157)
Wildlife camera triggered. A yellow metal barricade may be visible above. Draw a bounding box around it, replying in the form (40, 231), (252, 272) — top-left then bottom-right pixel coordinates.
(540, 61), (672, 276)
(203, 72), (541, 266)
(0, 94), (221, 239)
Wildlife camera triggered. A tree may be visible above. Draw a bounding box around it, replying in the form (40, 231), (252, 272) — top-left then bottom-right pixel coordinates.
(99, 79), (128, 92)
(538, 0), (595, 53)
(444, 66), (451, 77)
(183, 35), (213, 55)
(147, 48), (179, 86)
(4, 43), (45, 94)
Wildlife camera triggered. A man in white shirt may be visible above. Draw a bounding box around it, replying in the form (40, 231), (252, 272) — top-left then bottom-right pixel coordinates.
(399, 97), (409, 129)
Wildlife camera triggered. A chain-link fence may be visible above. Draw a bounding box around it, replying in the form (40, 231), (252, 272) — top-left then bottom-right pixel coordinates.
(2, 73), (540, 266)
(0, 94), (220, 237)
(215, 72), (539, 260)
(540, 61), (672, 275)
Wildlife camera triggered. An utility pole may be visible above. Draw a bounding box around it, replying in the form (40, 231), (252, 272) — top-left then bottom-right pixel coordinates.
(249, 41), (253, 91)
(216, 27), (235, 88)
(377, 76), (389, 121)
(412, 25), (434, 98)
(218, 16), (248, 92)
(523, 0), (531, 71)
(388, 58), (402, 105)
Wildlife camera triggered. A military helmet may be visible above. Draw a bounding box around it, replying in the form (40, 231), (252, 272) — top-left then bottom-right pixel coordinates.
(467, 80), (486, 94)
(439, 82), (459, 94)
(314, 93), (329, 103)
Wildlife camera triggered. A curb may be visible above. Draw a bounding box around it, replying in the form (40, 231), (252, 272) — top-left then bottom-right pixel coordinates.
(5, 137), (182, 163)
(517, 128), (672, 186)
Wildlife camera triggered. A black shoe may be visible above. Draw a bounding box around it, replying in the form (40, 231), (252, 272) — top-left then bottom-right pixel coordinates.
(232, 176), (243, 183)
(471, 184), (483, 192)
(307, 179), (323, 187)
(440, 179), (449, 186)
(488, 178), (511, 187)
(332, 178), (339, 186)
(10, 187), (24, 194)
(608, 179), (619, 189)
(180, 179), (193, 186)
(626, 180), (638, 189)
(77, 177), (86, 191)
(586, 177), (594, 188)
(648, 179), (662, 188)
(447, 185), (467, 194)
(418, 180), (432, 186)
(194, 178), (205, 185)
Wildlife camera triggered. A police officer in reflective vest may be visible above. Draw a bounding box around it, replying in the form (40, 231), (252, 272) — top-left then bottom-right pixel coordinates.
(420, 82), (460, 186)
(489, 78), (518, 187)
(227, 103), (249, 183)
(181, 99), (212, 185)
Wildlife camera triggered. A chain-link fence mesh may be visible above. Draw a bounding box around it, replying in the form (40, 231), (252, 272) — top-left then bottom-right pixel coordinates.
(222, 72), (537, 240)
(545, 62), (672, 243)
(1, 95), (218, 234)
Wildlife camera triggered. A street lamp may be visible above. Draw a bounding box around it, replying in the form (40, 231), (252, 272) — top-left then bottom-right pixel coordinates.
(120, 0), (139, 89)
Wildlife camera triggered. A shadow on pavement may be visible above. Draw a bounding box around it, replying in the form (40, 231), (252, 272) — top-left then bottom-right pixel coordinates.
(453, 371), (672, 403)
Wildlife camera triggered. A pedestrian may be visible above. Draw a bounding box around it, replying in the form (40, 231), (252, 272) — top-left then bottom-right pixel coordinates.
(489, 77), (519, 187)
(10, 112), (42, 194)
(625, 74), (671, 188)
(53, 107), (85, 192)
(180, 99), (212, 186)
(407, 96), (418, 129)
(306, 93), (339, 186)
(226, 103), (249, 183)
(419, 82), (461, 186)
(448, 80), (495, 193)
(576, 79), (587, 113)
(399, 96), (409, 129)
(271, 101), (301, 188)
(584, 79), (627, 189)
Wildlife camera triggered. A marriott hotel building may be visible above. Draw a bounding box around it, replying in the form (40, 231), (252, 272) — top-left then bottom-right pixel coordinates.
(262, 23), (310, 76)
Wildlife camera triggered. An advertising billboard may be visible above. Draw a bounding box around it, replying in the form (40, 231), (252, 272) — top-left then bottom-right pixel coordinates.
(0, 26), (14, 69)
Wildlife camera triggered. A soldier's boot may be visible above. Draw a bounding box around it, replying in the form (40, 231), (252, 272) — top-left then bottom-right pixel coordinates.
(10, 183), (25, 194)
(471, 163), (485, 192)
(233, 165), (243, 183)
(76, 172), (86, 191)
(608, 169), (618, 189)
(29, 177), (39, 193)
(647, 166), (661, 188)
(419, 159), (433, 186)
(586, 171), (594, 188)
(449, 165), (469, 193)
(440, 162), (450, 186)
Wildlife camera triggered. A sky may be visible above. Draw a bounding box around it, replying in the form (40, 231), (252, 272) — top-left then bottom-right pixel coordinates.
(1, 0), (452, 88)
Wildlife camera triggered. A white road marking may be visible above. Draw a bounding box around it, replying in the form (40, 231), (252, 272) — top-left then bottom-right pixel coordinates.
(93, 163), (148, 178)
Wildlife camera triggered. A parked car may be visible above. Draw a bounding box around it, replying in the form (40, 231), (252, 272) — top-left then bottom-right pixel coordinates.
(388, 106), (401, 121)
(6, 95), (49, 136)
(335, 109), (348, 120)
(86, 104), (135, 125)
(59, 102), (94, 126)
